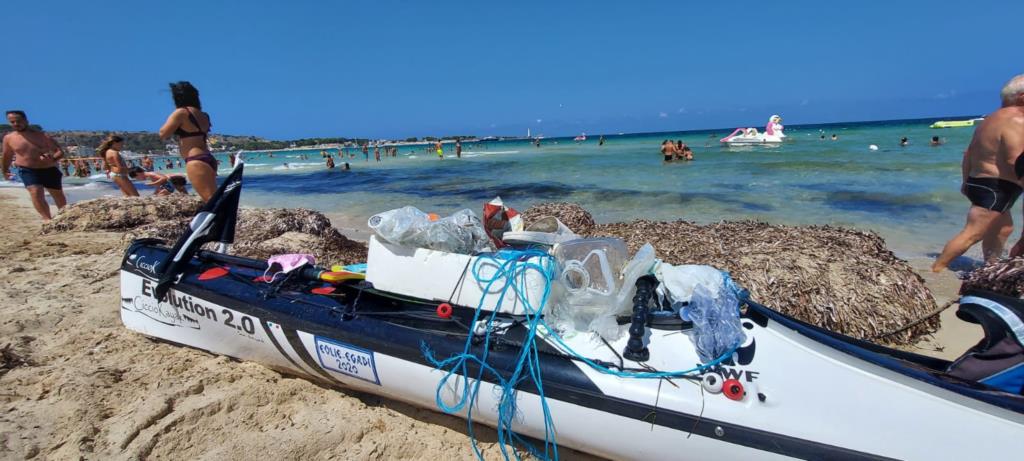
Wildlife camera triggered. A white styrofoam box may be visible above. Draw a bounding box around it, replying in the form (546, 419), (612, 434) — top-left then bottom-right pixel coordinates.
(365, 236), (549, 315)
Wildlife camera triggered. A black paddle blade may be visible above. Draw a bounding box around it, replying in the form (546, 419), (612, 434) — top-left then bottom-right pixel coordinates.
(154, 161), (244, 301)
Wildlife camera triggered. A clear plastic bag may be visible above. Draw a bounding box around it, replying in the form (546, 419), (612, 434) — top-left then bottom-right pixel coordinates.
(656, 264), (726, 305)
(368, 206), (493, 254)
(683, 284), (746, 363)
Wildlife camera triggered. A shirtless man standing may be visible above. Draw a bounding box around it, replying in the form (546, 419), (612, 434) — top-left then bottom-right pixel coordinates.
(2, 111), (67, 221)
(933, 75), (1024, 271)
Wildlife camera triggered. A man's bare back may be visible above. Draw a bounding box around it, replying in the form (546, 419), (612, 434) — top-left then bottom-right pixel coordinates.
(964, 106), (1024, 182)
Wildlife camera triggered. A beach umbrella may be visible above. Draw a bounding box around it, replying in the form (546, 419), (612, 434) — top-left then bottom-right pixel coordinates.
(154, 159), (244, 301)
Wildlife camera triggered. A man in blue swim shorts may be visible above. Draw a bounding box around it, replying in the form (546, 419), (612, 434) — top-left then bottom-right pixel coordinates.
(2, 110), (67, 222)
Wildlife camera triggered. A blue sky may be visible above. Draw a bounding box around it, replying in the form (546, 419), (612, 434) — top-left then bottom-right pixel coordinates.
(2, 1), (1019, 139)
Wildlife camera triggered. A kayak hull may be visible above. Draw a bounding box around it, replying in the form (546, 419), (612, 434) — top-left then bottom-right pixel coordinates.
(120, 242), (1024, 460)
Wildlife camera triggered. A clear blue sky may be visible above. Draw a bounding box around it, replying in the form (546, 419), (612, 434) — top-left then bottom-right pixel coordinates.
(2, 1), (1019, 139)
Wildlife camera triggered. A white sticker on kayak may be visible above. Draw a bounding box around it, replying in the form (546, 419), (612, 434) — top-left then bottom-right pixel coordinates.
(314, 337), (380, 385)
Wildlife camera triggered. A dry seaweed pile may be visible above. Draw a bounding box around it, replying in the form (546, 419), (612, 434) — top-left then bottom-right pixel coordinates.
(46, 196), (368, 266)
(522, 203), (938, 345)
(41, 195), (202, 234)
(520, 202), (596, 234)
(960, 258), (1024, 297)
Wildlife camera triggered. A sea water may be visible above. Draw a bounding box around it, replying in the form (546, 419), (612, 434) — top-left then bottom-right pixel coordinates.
(51, 117), (981, 259)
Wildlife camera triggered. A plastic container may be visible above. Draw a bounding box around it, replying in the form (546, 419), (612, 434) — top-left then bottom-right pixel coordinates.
(368, 206), (492, 254)
(549, 239), (657, 340)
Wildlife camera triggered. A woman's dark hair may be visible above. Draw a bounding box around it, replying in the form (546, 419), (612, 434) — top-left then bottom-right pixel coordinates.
(96, 134), (125, 159)
(128, 166), (145, 177)
(169, 81), (201, 109)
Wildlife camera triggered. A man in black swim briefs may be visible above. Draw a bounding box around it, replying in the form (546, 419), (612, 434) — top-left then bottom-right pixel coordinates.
(2, 110), (67, 221)
(933, 75), (1024, 271)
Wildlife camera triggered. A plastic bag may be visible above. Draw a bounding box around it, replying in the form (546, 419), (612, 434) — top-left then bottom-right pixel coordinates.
(482, 196), (523, 248)
(368, 206), (493, 254)
(656, 264), (725, 305)
(683, 284), (746, 363)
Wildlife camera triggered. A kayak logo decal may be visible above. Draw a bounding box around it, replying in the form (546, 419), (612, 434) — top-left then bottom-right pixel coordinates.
(121, 295), (201, 330)
(730, 320), (757, 366)
(128, 254), (162, 275)
(703, 319), (759, 383)
(121, 278), (220, 329)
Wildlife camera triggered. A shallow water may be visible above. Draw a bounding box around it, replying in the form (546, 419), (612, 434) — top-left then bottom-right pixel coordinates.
(46, 117), (984, 259)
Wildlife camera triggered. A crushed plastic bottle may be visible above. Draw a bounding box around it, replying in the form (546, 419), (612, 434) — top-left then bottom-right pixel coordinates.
(682, 284), (746, 363)
(368, 206), (493, 254)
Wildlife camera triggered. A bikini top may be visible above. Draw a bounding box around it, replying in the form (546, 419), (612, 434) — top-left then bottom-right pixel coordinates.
(175, 108), (210, 139)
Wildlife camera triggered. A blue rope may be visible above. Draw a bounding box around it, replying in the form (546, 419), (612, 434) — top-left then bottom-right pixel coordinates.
(423, 249), (741, 461)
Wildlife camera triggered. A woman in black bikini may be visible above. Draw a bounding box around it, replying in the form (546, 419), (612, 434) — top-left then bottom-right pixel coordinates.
(98, 134), (139, 197)
(159, 81), (218, 202)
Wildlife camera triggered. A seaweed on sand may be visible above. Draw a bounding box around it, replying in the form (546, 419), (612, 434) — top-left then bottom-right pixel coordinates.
(523, 204), (939, 345)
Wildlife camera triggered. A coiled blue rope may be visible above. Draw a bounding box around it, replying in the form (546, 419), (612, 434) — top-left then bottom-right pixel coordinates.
(423, 249), (742, 461)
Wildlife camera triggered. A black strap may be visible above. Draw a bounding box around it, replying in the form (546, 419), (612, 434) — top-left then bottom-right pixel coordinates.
(183, 108), (210, 135)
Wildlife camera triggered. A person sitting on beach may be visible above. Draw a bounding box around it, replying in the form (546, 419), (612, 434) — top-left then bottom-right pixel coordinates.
(933, 75), (1024, 271)
(1, 110), (67, 221)
(930, 136), (944, 146)
(900, 137), (909, 147)
(98, 134), (139, 197)
(326, 155), (335, 169)
(159, 81), (217, 202)
(129, 167), (188, 195)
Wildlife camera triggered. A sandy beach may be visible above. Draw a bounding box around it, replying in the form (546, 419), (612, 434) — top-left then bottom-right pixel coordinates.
(0, 190), (599, 460)
(0, 188), (979, 460)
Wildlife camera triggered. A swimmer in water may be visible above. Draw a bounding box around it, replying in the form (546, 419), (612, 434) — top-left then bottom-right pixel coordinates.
(900, 137), (909, 147)
(436, 140), (443, 159)
(930, 136), (944, 146)
(660, 140), (675, 162)
(831, 134), (838, 141)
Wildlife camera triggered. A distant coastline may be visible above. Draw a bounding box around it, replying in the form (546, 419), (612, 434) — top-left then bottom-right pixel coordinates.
(1, 114), (984, 157)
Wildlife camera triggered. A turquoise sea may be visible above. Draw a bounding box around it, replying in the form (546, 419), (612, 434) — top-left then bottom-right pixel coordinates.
(24, 117), (986, 260)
